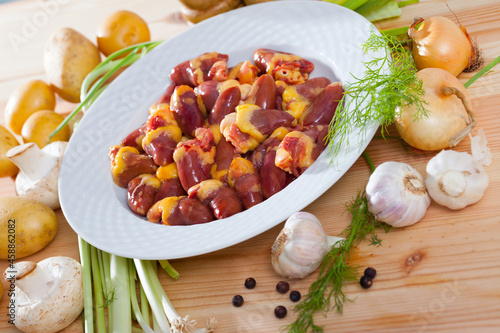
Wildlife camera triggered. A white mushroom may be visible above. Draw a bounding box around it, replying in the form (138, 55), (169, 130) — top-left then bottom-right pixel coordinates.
(7, 141), (67, 210)
(4, 256), (83, 333)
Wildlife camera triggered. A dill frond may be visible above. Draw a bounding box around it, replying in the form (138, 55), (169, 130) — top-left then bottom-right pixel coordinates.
(327, 28), (427, 159)
(287, 191), (389, 332)
(101, 287), (117, 308)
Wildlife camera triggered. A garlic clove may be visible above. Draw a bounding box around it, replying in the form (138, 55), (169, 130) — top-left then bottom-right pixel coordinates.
(271, 212), (343, 279)
(366, 161), (430, 227)
(425, 149), (488, 210)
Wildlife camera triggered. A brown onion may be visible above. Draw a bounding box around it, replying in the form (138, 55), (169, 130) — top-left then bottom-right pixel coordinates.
(409, 16), (481, 77)
(394, 68), (476, 151)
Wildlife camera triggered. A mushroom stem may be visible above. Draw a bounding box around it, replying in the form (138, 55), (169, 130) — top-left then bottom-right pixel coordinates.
(13, 261), (58, 305)
(6, 143), (58, 183)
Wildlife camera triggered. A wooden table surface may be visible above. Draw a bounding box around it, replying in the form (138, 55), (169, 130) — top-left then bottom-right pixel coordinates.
(1, 0), (499, 332)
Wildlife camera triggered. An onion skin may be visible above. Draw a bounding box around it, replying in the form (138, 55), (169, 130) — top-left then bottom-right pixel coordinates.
(409, 17), (473, 77)
(395, 68), (473, 151)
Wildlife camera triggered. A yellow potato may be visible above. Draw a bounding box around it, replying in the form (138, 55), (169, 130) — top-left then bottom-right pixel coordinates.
(21, 110), (71, 148)
(97, 10), (151, 57)
(0, 196), (58, 260)
(4, 80), (56, 135)
(44, 27), (101, 103)
(0, 125), (20, 178)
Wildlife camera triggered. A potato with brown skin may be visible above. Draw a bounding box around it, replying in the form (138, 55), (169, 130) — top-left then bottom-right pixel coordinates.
(97, 10), (151, 57)
(21, 110), (71, 148)
(0, 196), (58, 260)
(180, 0), (242, 24)
(0, 125), (20, 178)
(44, 28), (101, 103)
(179, 0), (274, 24)
(4, 80), (56, 135)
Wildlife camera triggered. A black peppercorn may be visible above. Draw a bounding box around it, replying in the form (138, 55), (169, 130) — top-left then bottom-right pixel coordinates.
(360, 275), (373, 289)
(232, 295), (244, 307)
(364, 267), (377, 279)
(274, 305), (287, 318)
(276, 281), (289, 294)
(290, 290), (301, 302)
(244, 277), (256, 289)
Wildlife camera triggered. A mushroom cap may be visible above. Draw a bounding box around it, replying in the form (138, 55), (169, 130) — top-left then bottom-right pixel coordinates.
(14, 256), (83, 333)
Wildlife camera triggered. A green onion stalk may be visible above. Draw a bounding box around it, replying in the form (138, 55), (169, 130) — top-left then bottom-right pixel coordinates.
(322, 0), (418, 23)
(80, 236), (216, 333)
(79, 236), (218, 332)
(464, 55), (500, 88)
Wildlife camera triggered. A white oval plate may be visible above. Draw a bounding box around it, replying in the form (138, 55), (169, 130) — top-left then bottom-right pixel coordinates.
(59, 1), (384, 259)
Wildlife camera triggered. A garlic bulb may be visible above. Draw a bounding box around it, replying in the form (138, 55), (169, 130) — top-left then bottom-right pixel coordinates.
(271, 212), (343, 279)
(366, 162), (431, 227)
(425, 150), (488, 210)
